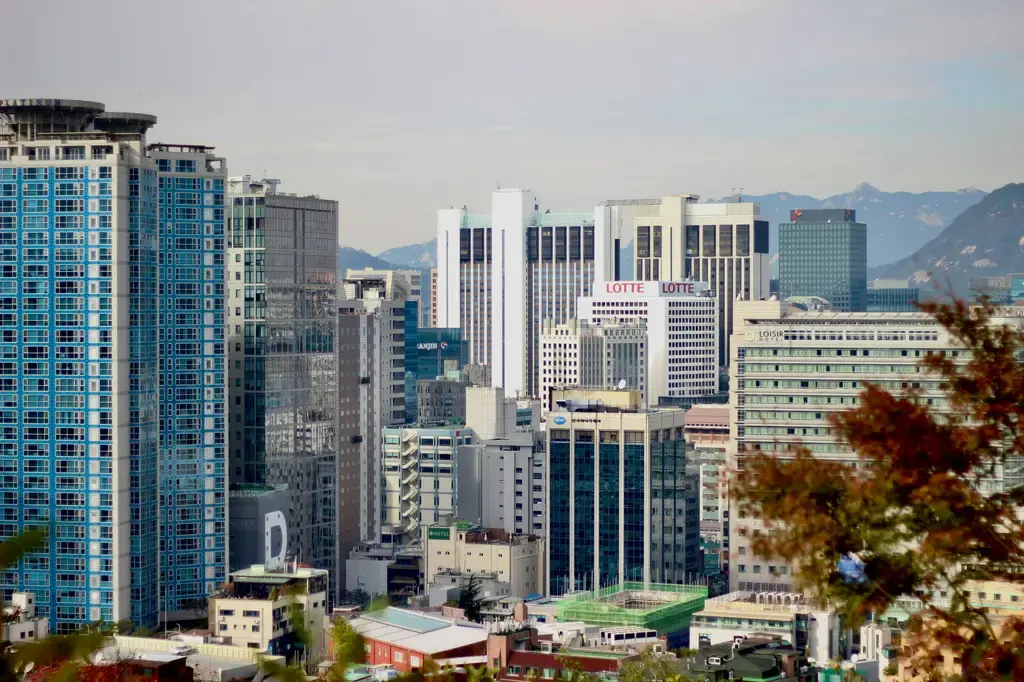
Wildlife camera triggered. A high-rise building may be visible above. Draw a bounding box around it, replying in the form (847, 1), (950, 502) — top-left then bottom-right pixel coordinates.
(727, 300), (1024, 592)
(338, 273), (413, 546)
(538, 319), (647, 413)
(438, 190), (617, 397)
(405, 326), (466, 423)
(612, 195), (770, 367)
(429, 267), (438, 327)
(227, 176), (339, 599)
(867, 278), (920, 312)
(417, 371), (470, 427)
(457, 387), (545, 537)
(149, 143), (228, 619)
(545, 389), (700, 595)
(683, 405), (730, 581)
(0, 99), (160, 630)
(381, 424), (473, 546)
(343, 267), (421, 306)
(779, 208), (867, 311)
(577, 280), (719, 407)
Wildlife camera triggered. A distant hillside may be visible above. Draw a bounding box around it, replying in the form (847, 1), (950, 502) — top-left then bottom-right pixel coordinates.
(870, 183), (1024, 298)
(718, 183), (987, 268)
(338, 246), (399, 274)
(377, 240), (437, 269)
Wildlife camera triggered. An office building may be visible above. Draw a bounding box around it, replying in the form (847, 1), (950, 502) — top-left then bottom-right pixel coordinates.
(438, 189), (617, 397)
(406, 326), (466, 422)
(209, 563), (329, 660)
(149, 143), (228, 619)
(577, 280), (718, 406)
(429, 267), (438, 327)
(343, 266), (420, 305)
(545, 389), (700, 595)
(0, 98), (237, 629)
(969, 275), (1011, 304)
(422, 519), (545, 599)
(728, 300), (1024, 592)
(867, 278), (920, 312)
(779, 208), (867, 311)
(338, 274), (411, 546)
(539, 319), (647, 413)
(417, 371), (470, 427)
(458, 387), (546, 537)
(608, 195), (770, 367)
(227, 484), (289, 573)
(227, 176), (339, 599)
(381, 424), (474, 546)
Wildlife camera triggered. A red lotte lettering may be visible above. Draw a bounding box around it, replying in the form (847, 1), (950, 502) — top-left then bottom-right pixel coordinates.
(603, 281), (695, 295)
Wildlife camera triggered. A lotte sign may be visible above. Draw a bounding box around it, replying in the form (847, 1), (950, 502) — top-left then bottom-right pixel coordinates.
(603, 281), (704, 296)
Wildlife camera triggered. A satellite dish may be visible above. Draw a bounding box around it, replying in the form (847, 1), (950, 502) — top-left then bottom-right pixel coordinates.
(617, 380), (626, 390)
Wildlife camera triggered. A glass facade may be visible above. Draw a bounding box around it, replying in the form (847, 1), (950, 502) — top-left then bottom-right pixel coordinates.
(866, 286), (919, 312)
(227, 183), (339, 600)
(405, 324), (466, 423)
(779, 209), (867, 311)
(151, 148), (227, 615)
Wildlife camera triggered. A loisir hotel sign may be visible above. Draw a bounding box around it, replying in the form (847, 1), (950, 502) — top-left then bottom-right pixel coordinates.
(602, 280), (708, 297)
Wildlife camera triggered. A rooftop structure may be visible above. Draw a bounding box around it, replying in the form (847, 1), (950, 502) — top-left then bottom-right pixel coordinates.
(555, 583), (707, 645)
(349, 607), (490, 672)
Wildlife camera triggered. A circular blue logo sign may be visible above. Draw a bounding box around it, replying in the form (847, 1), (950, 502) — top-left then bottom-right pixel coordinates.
(552, 416), (566, 425)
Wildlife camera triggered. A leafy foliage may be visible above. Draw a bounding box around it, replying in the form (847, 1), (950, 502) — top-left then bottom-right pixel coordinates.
(731, 299), (1024, 680)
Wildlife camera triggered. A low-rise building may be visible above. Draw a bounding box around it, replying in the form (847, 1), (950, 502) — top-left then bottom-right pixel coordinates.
(89, 635), (284, 682)
(349, 607), (490, 672)
(2, 592), (48, 644)
(423, 519), (545, 599)
(208, 563), (329, 661)
(689, 591), (840, 663)
(687, 638), (817, 681)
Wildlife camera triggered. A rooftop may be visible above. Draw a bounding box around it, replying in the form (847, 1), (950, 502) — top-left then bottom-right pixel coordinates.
(350, 608), (489, 655)
(556, 583), (707, 634)
(230, 563), (329, 583)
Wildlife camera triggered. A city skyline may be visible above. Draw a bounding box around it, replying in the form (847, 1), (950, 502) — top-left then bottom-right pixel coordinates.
(9, 0), (1023, 251)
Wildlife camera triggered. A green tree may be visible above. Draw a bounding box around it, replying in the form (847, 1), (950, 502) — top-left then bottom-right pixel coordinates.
(619, 650), (688, 682)
(325, 617), (365, 682)
(457, 574), (484, 623)
(0, 530), (107, 682)
(731, 299), (1024, 680)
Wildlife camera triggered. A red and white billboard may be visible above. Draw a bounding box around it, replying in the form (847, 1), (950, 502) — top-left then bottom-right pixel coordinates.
(600, 280), (708, 297)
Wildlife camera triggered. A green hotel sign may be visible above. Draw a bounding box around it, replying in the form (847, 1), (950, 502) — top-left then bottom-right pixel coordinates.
(428, 527), (450, 541)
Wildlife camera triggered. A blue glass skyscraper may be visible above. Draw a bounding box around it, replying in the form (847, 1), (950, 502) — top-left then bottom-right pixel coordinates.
(779, 208), (867, 311)
(150, 145), (227, 618)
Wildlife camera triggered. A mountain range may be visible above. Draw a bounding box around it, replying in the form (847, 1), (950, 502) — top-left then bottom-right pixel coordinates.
(870, 182), (1024, 298)
(341, 184), (991, 276)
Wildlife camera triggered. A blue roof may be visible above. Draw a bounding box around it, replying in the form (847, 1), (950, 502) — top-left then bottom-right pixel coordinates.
(363, 607), (449, 633)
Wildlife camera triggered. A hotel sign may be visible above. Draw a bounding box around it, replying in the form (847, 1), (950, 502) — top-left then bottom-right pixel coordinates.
(428, 527), (450, 541)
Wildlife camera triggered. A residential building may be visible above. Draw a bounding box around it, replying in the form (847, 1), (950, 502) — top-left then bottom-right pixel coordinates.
(689, 592), (840, 663)
(2, 592), (48, 644)
(417, 371), (470, 427)
(381, 424), (474, 546)
(227, 175), (339, 598)
(338, 274), (411, 546)
(606, 195), (770, 367)
(458, 387), (546, 536)
(545, 389), (700, 594)
(539, 319), (647, 413)
(422, 519), (545, 599)
(438, 189), (616, 398)
(348, 607), (490, 672)
(208, 563), (329, 660)
(687, 638), (817, 682)
(867, 278), (920, 312)
(728, 301), (1024, 591)
(683, 405), (730, 580)
(149, 143), (228, 619)
(779, 208), (867, 311)
(577, 280), (718, 406)
(0, 98), (207, 629)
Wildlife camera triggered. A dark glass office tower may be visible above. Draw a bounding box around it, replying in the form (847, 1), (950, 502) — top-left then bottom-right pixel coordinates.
(779, 209), (867, 311)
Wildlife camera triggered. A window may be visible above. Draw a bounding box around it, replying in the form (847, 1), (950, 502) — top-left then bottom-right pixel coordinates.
(219, 609), (235, 616)
(508, 666), (521, 676)
(393, 651), (404, 662)
(243, 610), (259, 617)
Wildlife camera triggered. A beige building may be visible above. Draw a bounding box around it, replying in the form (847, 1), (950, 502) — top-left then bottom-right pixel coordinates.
(208, 563), (329, 660)
(422, 519), (545, 599)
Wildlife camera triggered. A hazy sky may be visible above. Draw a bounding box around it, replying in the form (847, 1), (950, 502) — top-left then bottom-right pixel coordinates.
(7, 0), (1023, 251)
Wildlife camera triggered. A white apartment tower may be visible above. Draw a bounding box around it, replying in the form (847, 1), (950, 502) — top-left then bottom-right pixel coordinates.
(437, 189), (616, 398)
(615, 195), (770, 367)
(728, 301), (1024, 592)
(539, 319), (647, 413)
(577, 280), (719, 407)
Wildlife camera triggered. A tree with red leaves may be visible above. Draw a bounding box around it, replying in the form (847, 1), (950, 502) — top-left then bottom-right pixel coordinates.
(731, 299), (1024, 680)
